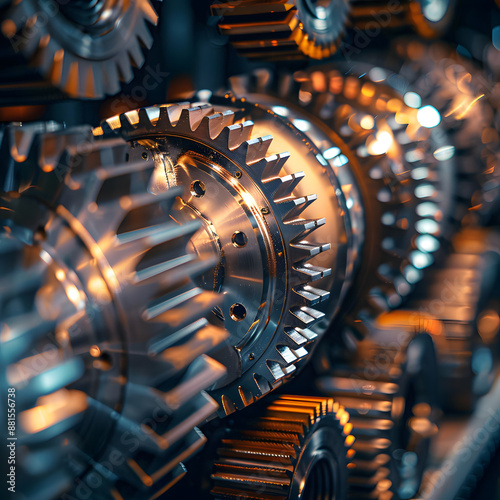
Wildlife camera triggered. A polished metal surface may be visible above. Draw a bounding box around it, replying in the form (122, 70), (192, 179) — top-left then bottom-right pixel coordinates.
(0, 123), (229, 498)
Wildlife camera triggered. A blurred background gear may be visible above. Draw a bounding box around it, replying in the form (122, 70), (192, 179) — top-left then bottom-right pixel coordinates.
(0, 0), (160, 102)
(349, 0), (455, 38)
(225, 66), (456, 338)
(0, 122), (228, 498)
(211, 0), (349, 60)
(317, 328), (439, 500)
(208, 395), (354, 499)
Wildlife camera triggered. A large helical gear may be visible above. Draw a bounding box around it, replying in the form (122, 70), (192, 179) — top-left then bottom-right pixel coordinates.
(0, 123), (229, 499)
(390, 39), (500, 227)
(349, 0), (455, 38)
(227, 66), (457, 338)
(95, 102), (346, 417)
(211, 0), (349, 60)
(317, 329), (439, 500)
(208, 395), (354, 499)
(0, 0), (159, 100)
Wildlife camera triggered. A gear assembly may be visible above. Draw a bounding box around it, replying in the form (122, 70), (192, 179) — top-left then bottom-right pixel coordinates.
(0, 1), (499, 499)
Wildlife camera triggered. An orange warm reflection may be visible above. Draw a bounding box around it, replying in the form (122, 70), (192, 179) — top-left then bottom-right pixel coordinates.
(20, 389), (87, 434)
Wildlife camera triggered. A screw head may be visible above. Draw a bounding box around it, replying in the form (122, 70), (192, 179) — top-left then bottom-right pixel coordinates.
(234, 171), (242, 179)
(261, 207), (270, 215)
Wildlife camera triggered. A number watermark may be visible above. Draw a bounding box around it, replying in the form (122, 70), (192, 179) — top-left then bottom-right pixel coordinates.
(6, 388), (16, 494)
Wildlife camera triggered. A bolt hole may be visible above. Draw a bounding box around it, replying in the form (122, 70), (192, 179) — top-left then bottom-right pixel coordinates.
(231, 231), (248, 248)
(141, 152), (148, 160)
(230, 303), (246, 322)
(190, 180), (206, 198)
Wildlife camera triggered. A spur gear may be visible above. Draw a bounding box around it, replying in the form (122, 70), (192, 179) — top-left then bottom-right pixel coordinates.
(0, 0), (159, 101)
(317, 330), (439, 500)
(95, 101), (351, 416)
(227, 66), (457, 338)
(208, 395), (355, 499)
(211, 0), (349, 60)
(349, 0), (454, 38)
(0, 123), (229, 499)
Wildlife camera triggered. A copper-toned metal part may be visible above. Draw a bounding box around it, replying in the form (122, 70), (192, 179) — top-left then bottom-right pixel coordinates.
(211, 0), (349, 60)
(210, 395), (354, 499)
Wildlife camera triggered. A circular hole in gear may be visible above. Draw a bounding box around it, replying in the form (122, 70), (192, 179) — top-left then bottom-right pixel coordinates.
(231, 231), (248, 248)
(190, 180), (206, 198)
(229, 303), (246, 322)
(302, 456), (335, 500)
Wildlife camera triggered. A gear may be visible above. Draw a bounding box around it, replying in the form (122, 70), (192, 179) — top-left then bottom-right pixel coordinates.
(0, 123), (229, 499)
(227, 66), (457, 338)
(349, 0), (455, 38)
(95, 102), (346, 417)
(389, 226), (500, 412)
(208, 395), (354, 499)
(0, 0), (159, 100)
(211, 0), (349, 60)
(390, 39), (499, 227)
(317, 330), (439, 500)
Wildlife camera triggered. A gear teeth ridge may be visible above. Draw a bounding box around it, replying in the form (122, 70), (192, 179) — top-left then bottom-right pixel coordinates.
(96, 101), (332, 417)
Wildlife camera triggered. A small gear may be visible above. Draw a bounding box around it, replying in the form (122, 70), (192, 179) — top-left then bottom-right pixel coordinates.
(317, 330), (440, 500)
(211, 0), (349, 60)
(96, 102), (340, 416)
(0, 0), (159, 100)
(349, 0), (455, 38)
(208, 395), (355, 499)
(227, 66), (457, 338)
(0, 123), (229, 499)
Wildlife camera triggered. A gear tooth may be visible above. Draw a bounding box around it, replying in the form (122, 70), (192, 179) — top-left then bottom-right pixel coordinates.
(14, 358), (84, 406)
(102, 61), (121, 96)
(258, 151), (291, 181)
(221, 394), (238, 416)
(241, 135), (273, 165)
(128, 41), (145, 69)
(10, 126), (37, 163)
(176, 104), (214, 132)
(292, 263), (332, 283)
(293, 284), (330, 306)
(238, 385), (255, 407)
(253, 373), (273, 396)
(116, 52), (134, 83)
(276, 193), (316, 221)
(290, 306), (325, 329)
(266, 360), (292, 382)
(198, 111), (235, 140)
(20, 389), (87, 439)
(141, 0), (159, 25)
(271, 171), (305, 200)
(276, 345), (299, 365)
(223, 121), (255, 150)
(136, 17), (154, 48)
(289, 241), (331, 262)
(285, 217), (326, 243)
(163, 356), (226, 411)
